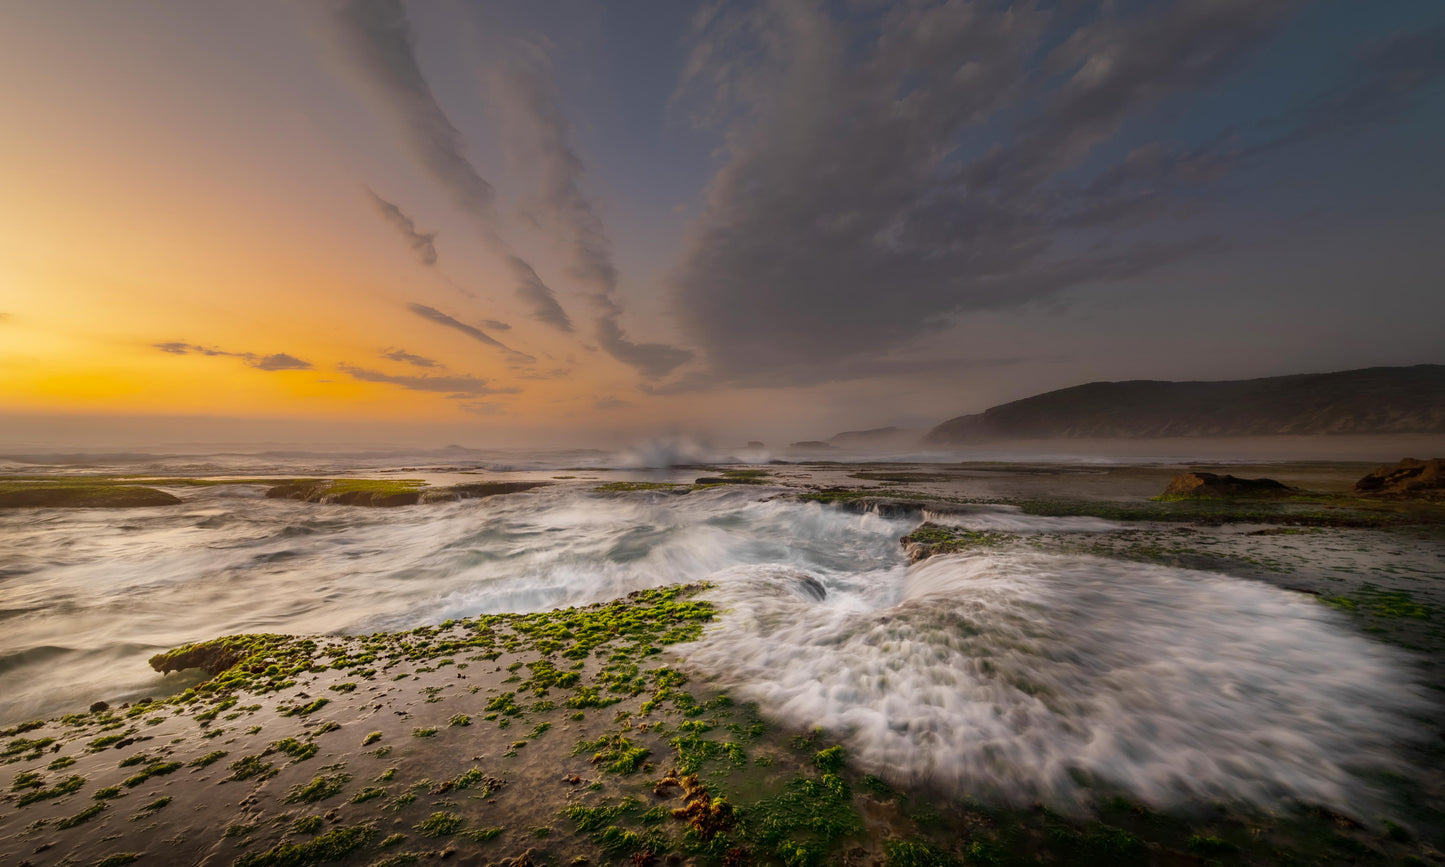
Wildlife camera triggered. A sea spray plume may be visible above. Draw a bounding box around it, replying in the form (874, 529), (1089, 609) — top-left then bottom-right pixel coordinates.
(321, 0), (572, 331)
(612, 435), (718, 469)
(686, 554), (1432, 814)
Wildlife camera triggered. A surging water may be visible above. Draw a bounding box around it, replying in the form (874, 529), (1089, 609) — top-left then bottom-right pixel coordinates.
(0, 483), (1429, 813)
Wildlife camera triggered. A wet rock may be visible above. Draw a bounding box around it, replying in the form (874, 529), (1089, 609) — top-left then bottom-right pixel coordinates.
(1351, 457), (1445, 500)
(1158, 472), (1296, 500)
(89, 701), (109, 713)
(0, 485), (182, 509)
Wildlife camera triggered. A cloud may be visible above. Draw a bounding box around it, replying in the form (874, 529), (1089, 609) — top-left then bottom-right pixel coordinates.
(666, 0), (1298, 387)
(506, 256), (572, 333)
(595, 317), (693, 380)
(252, 353), (313, 371)
(321, 0), (574, 338)
(381, 348), (441, 368)
(1265, 23), (1445, 150)
(368, 189), (437, 265)
(325, 0), (494, 216)
(405, 303), (535, 363)
(487, 36), (692, 372)
(338, 364), (519, 396)
(593, 396), (630, 410)
(153, 342), (312, 371)
(482, 319), (511, 331)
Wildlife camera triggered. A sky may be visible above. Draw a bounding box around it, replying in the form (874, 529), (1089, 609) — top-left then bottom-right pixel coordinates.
(1, 0), (1443, 448)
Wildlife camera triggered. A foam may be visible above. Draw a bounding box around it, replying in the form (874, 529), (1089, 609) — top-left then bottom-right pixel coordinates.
(688, 553), (1431, 813)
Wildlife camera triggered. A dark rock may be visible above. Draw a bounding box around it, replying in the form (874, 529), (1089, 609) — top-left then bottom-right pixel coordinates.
(746, 441), (765, 449)
(88, 701), (109, 713)
(1352, 457), (1445, 500)
(1158, 472), (1296, 500)
(788, 440), (836, 449)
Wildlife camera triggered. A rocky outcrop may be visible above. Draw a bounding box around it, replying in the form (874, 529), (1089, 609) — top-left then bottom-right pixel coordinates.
(0, 485), (182, 508)
(1158, 472), (1297, 500)
(265, 480), (550, 507)
(925, 364), (1445, 443)
(828, 427), (920, 448)
(1352, 458), (1445, 500)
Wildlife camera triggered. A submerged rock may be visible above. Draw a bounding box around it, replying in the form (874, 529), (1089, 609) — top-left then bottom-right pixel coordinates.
(1352, 457), (1445, 500)
(1157, 472), (1296, 501)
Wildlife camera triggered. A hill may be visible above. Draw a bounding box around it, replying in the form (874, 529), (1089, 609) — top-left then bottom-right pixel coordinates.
(923, 365), (1445, 444)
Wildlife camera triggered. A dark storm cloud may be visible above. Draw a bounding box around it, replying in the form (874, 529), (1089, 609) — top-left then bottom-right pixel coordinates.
(381, 348), (441, 368)
(405, 303), (535, 363)
(368, 190), (437, 265)
(338, 364), (519, 396)
(488, 37), (691, 376)
(323, 0), (573, 332)
(506, 256), (573, 333)
(668, 0), (1300, 387)
(153, 342), (313, 371)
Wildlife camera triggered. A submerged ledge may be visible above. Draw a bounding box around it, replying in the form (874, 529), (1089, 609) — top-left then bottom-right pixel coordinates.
(2, 575), (1437, 866)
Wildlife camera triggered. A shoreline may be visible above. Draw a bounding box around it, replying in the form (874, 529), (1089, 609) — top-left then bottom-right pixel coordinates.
(3, 463), (1444, 864)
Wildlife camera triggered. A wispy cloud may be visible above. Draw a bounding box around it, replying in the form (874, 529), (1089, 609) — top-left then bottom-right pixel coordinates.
(595, 317), (693, 380)
(322, 0), (574, 334)
(487, 36), (691, 374)
(338, 364), (519, 396)
(381, 348), (441, 368)
(252, 353), (313, 371)
(368, 189), (437, 265)
(507, 256), (572, 333)
(153, 342), (313, 371)
(405, 303), (536, 365)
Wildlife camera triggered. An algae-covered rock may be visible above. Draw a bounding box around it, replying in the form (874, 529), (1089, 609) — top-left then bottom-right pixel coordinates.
(1157, 472), (1296, 501)
(266, 479), (550, 507)
(1352, 457), (1445, 500)
(0, 484), (182, 509)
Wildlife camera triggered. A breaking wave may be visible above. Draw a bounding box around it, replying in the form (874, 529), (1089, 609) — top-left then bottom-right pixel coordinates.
(688, 553), (1431, 813)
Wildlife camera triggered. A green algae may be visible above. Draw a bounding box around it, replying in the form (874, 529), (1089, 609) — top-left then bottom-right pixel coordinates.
(54, 802), (106, 829)
(283, 773), (349, 804)
(232, 822), (377, 867)
(593, 481), (685, 493)
(413, 810), (465, 837)
(17, 774), (85, 805)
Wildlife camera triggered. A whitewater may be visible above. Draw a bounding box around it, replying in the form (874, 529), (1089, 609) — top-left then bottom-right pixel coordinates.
(0, 479), (1430, 814)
